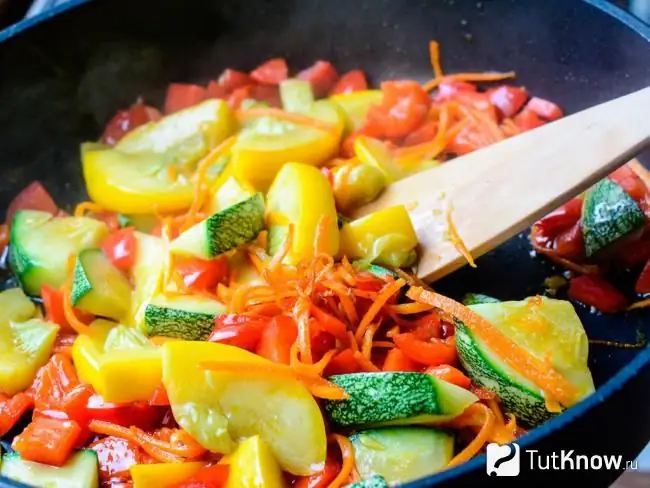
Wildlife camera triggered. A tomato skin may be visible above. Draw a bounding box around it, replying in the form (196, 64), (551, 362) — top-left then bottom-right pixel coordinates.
(382, 348), (419, 372)
(329, 70), (368, 95)
(227, 85), (253, 110)
(434, 80), (477, 103)
(218, 69), (252, 92)
(13, 416), (82, 467)
(366, 81), (431, 138)
(393, 333), (457, 366)
(525, 97), (563, 120)
(255, 316), (298, 365)
(294, 456), (341, 488)
(164, 83), (207, 114)
(171, 464), (230, 488)
(487, 85), (528, 118)
(297, 61), (339, 98)
(411, 313), (442, 341)
(554, 221), (585, 261)
(101, 227), (137, 271)
(209, 314), (270, 350)
(568, 275), (628, 312)
(609, 165), (648, 203)
(310, 330), (336, 361)
(513, 109), (546, 131)
(532, 197), (583, 247)
(425, 365), (471, 389)
(250, 58), (288, 85)
(402, 120), (438, 146)
(206, 81), (228, 100)
(323, 349), (361, 376)
(90, 436), (154, 483)
(30, 353), (80, 412)
(635, 258), (650, 294)
(101, 100), (161, 146)
(0, 392), (33, 436)
(175, 256), (229, 292)
(250, 84), (282, 107)
(83, 393), (163, 431)
(6, 181), (58, 224)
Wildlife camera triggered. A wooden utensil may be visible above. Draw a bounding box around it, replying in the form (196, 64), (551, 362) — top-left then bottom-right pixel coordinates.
(351, 86), (650, 283)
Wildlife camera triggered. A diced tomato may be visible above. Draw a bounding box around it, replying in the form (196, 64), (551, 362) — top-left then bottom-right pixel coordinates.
(310, 330), (336, 362)
(382, 348), (419, 372)
(295, 456), (341, 488)
(365, 81), (431, 138)
(554, 221), (585, 261)
(164, 83), (207, 114)
(324, 349), (361, 376)
(250, 58), (288, 85)
(30, 353), (80, 413)
(635, 258), (650, 294)
(52, 333), (77, 356)
(402, 120), (438, 146)
(487, 85), (528, 118)
(446, 125), (492, 155)
(617, 234), (650, 268)
(452, 91), (498, 121)
(534, 197), (583, 238)
(425, 365), (471, 389)
(171, 464), (230, 488)
(250, 84), (282, 107)
(0, 392), (33, 436)
(175, 256), (229, 292)
(433, 80), (477, 103)
(83, 393), (162, 431)
(513, 109), (546, 132)
(609, 164), (648, 203)
(330, 70), (368, 95)
(209, 314), (270, 350)
(101, 99), (161, 146)
(255, 315), (298, 365)
(227, 85), (253, 110)
(218, 69), (252, 92)
(568, 275), (628, 312)
(297, 61), (339, 98)
(205, 81), (228, 100)
(393, 333), (457, 366)
(101, 227), (137, 271)
(41, 284), (70, 330)
(411, 313), (442, 341)
(149, 385), (170, 407)
(13, 416), (81, 466)
(524, 97), (563, 120)
(90, 436), (154, 482)
(6, 181), (58, 224)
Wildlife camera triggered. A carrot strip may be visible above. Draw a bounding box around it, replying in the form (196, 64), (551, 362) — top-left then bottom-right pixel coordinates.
(293, 297), (313, 364)
(361, 322), (381, 359)
(406, 287), (580, 407)
(353, 351), (381, 372)
(390, 302), (435, 315)
(429, 40), (444, 79)
(372, 341), (396, 349)
(322, 281), (358, 326)
(314, 215), (332, 255)
(62, 255), (90, 334)
(236, 108), (337, 134)
(347, 331), (359, 354)
(355, 278), (406, 342)
(328, 434), (356, 488)
(628, 298), (650, 310)
(269, 224), (294, 270)
(73, 201), (106, 218)
(445, 202), (477, 268)
(446, 403), (495, 467)
(423, 72), (516, 92)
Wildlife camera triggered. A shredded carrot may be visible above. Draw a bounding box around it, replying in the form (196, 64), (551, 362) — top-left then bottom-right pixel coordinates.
(269, 223), (295, 271)
(322, 281), (358, 327)
(353, 351), (381, 372)
(395, 103), (450, 159)
(73, 201), (106, 218)
(429, 40), (444, 79)
(445, 202), (477, 268)
(355, 278), (406, 342)
(328, 434), (356, 488)
(372, 341), (396, 349)
(62, 255), (90, 334)
(628, 298), (650, 310)
(347, 331), (359, 354)
(293, 297), (313, 364)
(361, 322), (381, 359)
(386, 325), (400, 338)
(446, 403), (495, 467)
(236, 108), (338, 134)
(423, 72), (516, 92)
(390, 302), (435, 315)
(407, 287), (580, 407)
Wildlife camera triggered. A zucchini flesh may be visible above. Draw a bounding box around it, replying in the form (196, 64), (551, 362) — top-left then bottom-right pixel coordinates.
(581, 178), (645, 257)
(280, 79), (315, 113)
(9, 210), (109, 296)
(71, 248), (132, 321)
(129, 232), (167, 330)
(1, 449), (99, 488)
(144, 294), (227, 340)
(323, 372), (477, 428)
(347, 475), (389, 488)
(350, 427), (454, 485)
(170, 193), (265, 259)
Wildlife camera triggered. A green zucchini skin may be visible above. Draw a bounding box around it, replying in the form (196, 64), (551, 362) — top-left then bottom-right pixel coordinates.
(462, 293), (500, 305)
(347, 475), (389, 488)
(581, 178), (645, 257)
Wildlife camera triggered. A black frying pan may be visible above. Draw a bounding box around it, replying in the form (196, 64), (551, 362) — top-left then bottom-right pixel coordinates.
(0, 0), (650, 486)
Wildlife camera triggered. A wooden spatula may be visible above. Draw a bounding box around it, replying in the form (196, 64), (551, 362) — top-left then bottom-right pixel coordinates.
(351, 86), (650, 283)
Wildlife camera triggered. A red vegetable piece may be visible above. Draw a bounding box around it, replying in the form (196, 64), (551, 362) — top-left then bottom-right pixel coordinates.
(209, 314), (270, 350)
(294, 456), (341, 488)
(365, 81), (431, 138)
(452, 91), (498, 121)
(218, 69), (252, 92)
(446, 125), (492, 156)
(30, 353), (81, 413)
(255, 315), (298, 365)
(433, 80), (477, 103)
(164, 83), (207, 114)
(568, 275), (628, 312)
(297, 61), (339, 98)
(6, 181), (58, 224)
(206, 81), (228, 100)
(392, 333), (457, 366)
(250, 58), (288, 85)
(250, 84), (282, 107)
(101, 100), (161, 146)
(13, 416), (82, 467)
(534, 197), (583, 238)
(227, 85), (253, 110)
(524, 96), (563, 120)
(0, 392), (33, 436)
(324, 349), (361, 376)
(425, 364), (472, 389)
(101, 227), (137, 271)
(609, 164), (648, 203)
(403, 120), (438, 146)
(175, 256), (229, 292)
(635, 258), (650, 294)
(90, 436), (154, 483)
(171, 464), (230, 488)
(411, 312), (442, 341)
(382, 348), (419, 372)
(329, 70), (368, 95)
(487, 85), (529, 118)
(513, 109), (546, 132)
(554, 221), (585, 261)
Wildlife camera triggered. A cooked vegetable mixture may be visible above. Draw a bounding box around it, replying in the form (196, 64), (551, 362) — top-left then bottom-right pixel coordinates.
(5, 39), (644, 487)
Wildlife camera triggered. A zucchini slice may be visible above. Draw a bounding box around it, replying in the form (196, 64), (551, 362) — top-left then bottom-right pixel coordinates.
(9, 210), (109, 296)
(461, 293), (500, 306)
(348, 475), (389, 488)
(71, 248), (132, 321)
(280, 79), (315, 114)
(323, 372), (478, 429)
(144, 293), (227, 340)
(456, 297), (595, 427)
(1, 449), (99, 488)
(170, 193), (265, 259)
(129, 232), (167, 330)
(350, 427), (454, 485)
(581, 178), (645, 257)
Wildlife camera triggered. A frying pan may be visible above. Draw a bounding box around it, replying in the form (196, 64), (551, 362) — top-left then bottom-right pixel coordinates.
(0, 0), (649, 486)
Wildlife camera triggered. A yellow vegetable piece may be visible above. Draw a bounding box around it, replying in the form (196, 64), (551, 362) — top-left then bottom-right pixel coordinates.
(330, 89), (383, 135)
(226, 436), (286, 488)
(129, 232), (167, 330)
(231, 100), (344, 191)
(339, 205), (418, 268)
(266, 162), (339, 264)
(83, 99), (236, 214)
(162, 341), (327, 476)
(331, 158), (386, 213)
(130, 461), (206, 488)
(206, 160), (256, 215)
(72, 322), (161, 403)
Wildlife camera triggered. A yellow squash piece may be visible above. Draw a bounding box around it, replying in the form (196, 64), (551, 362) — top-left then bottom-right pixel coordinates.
(130, 461), (206, 488)
(161, 341), (327, 476)
(331, 158), (386, 213)
(330, 89), (383, 135)
(231, 100), (344, 191)
(339, 205), (418, 267)
(83, 99), (236, 214)
(72, 321), (162, 403)
(266, 162), (339, 264)
(129, 232), (167, 330)
(226, 436), (286, 488)
(206, 160), (256, 215)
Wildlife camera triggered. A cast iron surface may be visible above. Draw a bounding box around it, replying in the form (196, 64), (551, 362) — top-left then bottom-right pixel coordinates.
(0, 0), (649, 486)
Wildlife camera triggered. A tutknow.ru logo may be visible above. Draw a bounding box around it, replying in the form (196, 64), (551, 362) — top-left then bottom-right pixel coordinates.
(486, 442), (638, 476)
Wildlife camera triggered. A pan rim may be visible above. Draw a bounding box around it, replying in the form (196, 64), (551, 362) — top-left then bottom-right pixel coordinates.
(0, 1), (647, 487)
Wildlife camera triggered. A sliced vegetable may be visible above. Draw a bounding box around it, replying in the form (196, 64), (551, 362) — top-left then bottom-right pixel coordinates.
(0, 392), (33, 436)
(206, 162), (256, 215)
(5, 181), (58, 224)
(129, 232), (167, 329)
(174, 256), (230, 292)
(70, 248), (132, 321)
(130, 461), (207, 488)
(347, 475), (389, 488)
(164, 83), (207, 114)
(323, 372), (478, 428)
(339, 205), (417, 267)
(297, 61), (339, 98)
(456, 297), (595, 426)
(12, 416), (82, 466)
(144, 293), (227, 340)
(170, 193), (265, 259)
(101, 227), (138, 271)
(330, 70), (368, 95)
(226, 435), (285, 488)
(350, 427), (454, 484)
(102, 99), (162, 146)
(1, 449), (99, 488)
(250, 58), (288, 85)
(279, 79), (315, 114)
(568, 275), (628, 313)
(461, 293), (500, 306)
(365, 81), (431, 139)
(581, 178), (645, 257)
(330, 90), (383, 135)
(331, 159), (386, 213)
(161, 341), (327, 475)
(9, 210), (109, 296)
(266, 162), (339, 263)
